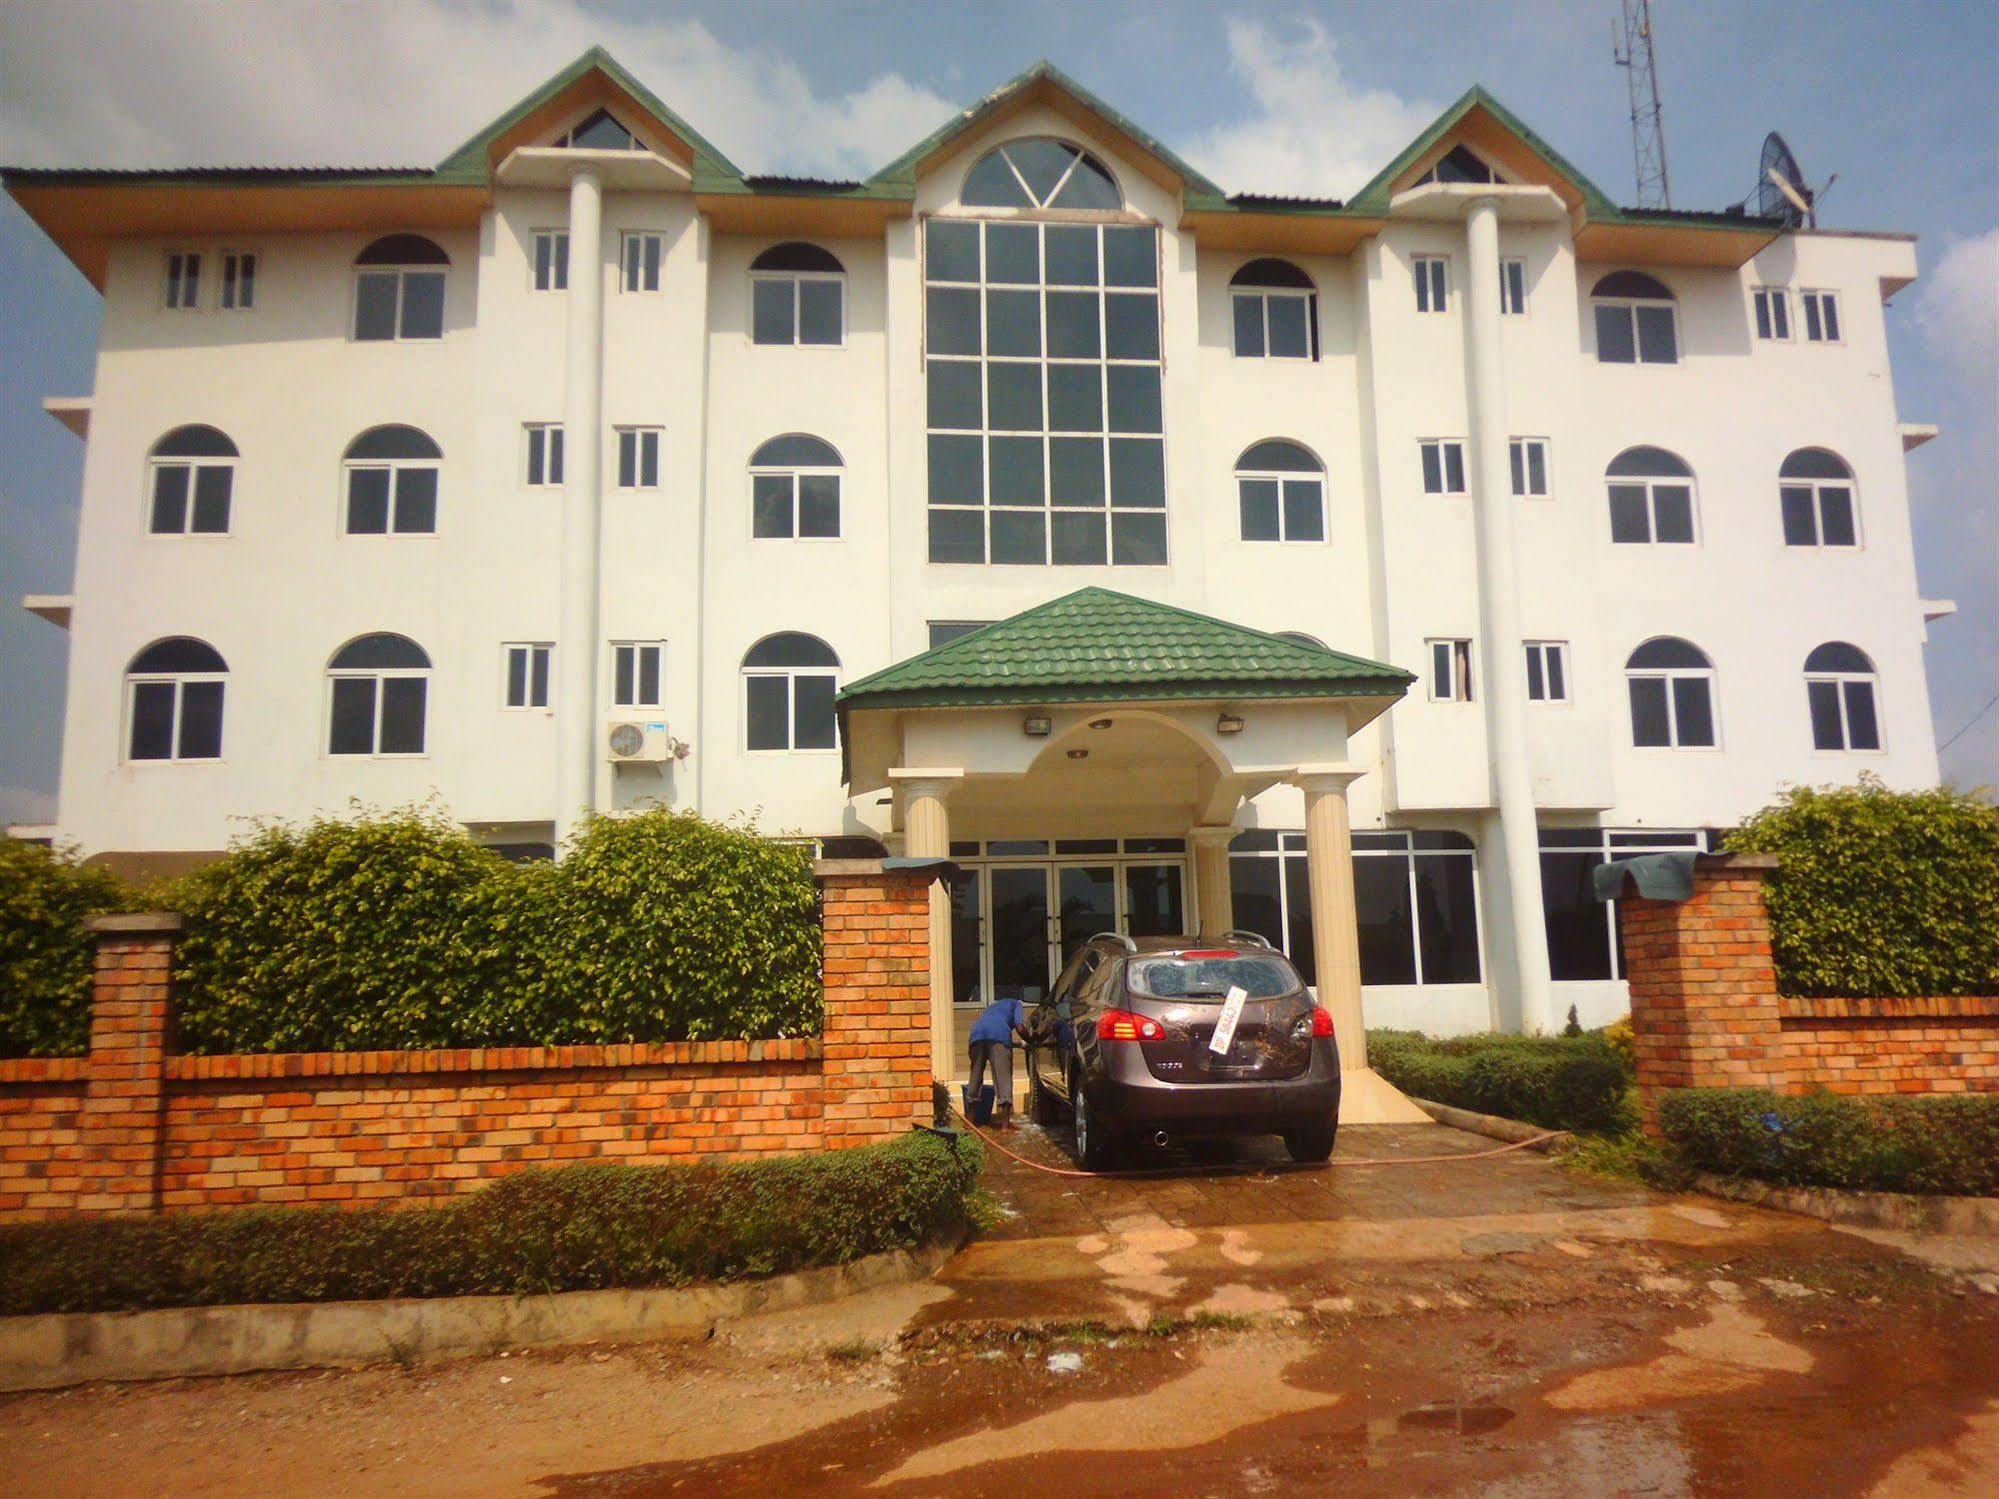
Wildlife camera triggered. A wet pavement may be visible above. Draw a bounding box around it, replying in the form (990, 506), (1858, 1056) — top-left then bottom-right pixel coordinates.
(3, 1121), (1996, 1496)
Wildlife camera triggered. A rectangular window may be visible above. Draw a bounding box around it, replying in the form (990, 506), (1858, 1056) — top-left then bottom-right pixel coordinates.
(1753, 286), (1791, 341)
(1508, 437), (1549, 497)
(616, 427), (662, 489)
(1230, 289), (1317, 359)
(1428, 638), (1473, 703)
(923, 218), (1166, 567)
(1801, 289), (1842, 343)
(354, 268), (444, 341)
(928, 620), (993, 649)
(1524, 641), (1569, 702)
(219, 251), (257, 310)
(164, 251), (202, 309)
(1540, 827), (1710, 981)
(1499, 258), (1526, 315)
(1419, 439), (1468, 496)
(525, 424), (565, 487)
(621, 232), (663, 293)
(532, 230), (570, 292)
(503, 643), (552, 709)
(1413, 255), (1448, 313)
(1594, 301), (1679, 364)
(612, 641), (664, 708)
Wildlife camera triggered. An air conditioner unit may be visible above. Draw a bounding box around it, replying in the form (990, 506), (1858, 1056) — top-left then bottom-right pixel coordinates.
(606, 716), (671, 763)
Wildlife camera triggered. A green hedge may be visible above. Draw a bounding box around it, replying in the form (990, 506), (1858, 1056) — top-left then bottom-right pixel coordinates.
(0, 841), (136, 1058)
(1659, 1089), (1999, 1197)
(1369, 1029), (1627, 1133)
(0, 1131), (981, 1316)
(166, 805), (821, 1053)
(1725, 777), (1999, 998)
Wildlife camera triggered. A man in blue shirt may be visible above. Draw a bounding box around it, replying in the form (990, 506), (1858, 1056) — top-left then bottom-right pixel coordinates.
(967, 996), (1028, 1130)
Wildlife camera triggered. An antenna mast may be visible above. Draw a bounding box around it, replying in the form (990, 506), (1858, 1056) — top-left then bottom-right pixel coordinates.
(1612, 0), (1672, 208)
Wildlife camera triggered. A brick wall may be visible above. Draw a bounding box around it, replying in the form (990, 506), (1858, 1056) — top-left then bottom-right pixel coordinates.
(0, 862), (939, 1220)
(1618, 854), (1999, 1134)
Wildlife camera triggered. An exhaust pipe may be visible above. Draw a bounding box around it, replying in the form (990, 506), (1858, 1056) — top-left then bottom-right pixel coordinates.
(1153, 1130), (1171, 1148)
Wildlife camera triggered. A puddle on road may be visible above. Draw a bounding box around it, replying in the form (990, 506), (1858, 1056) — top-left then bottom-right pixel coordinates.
(1546, 1301), (1814, 1412)
(1394, 1400), (1516, 1436)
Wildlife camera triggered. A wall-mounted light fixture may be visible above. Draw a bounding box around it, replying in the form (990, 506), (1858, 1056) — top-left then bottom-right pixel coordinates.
(1216, 712), (1245, 735)
(1089, 717), (1114, 730)
(1023, 714), (1052, 736)
(1066, 748), (1089, 760)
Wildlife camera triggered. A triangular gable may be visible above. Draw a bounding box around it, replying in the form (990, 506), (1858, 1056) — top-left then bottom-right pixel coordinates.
(432, 47), (744, 188)
(1346, 86), (1618, 219)
(866, 61), (1225, 202)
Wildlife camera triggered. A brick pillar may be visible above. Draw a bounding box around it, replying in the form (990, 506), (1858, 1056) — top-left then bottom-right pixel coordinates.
(818, 864), (935, 1149)
(1619, 854), (1782, 1137)
(76, 913), (182, 1213)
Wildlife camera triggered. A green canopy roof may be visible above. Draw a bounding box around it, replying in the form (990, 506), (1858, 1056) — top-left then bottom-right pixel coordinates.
(838, 588), (1412, 711)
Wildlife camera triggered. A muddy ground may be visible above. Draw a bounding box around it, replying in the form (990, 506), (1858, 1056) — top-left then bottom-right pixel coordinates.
(3, 1123), (1995, 1496)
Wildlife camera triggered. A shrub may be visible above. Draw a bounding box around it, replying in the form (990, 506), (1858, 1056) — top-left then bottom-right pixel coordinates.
(167, 804), (823, 1053)
(0, 1131), (981, 1316)
(1724, 777), (1999, 998)
(1370, 1029), (1627, 1133)
(1659, 1088), (1999, 1197)
(1600, 1016), (1636, 1080)
(0, 841), (136, 1057)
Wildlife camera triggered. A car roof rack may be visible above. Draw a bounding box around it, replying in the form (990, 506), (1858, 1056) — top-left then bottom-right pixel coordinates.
(1219, 929), (1275, 949)
(1086, 930), (1137, 953)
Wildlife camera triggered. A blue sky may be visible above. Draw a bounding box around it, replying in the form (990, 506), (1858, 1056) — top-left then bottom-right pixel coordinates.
(1, 0), (1994, 825)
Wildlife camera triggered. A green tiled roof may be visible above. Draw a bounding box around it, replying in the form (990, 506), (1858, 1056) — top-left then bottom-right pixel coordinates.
(839, 588), (1412, 710)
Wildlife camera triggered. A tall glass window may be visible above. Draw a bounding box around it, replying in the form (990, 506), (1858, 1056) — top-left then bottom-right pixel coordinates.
(1540, 828), (1711, 981)
(923, 215), (1165, 566)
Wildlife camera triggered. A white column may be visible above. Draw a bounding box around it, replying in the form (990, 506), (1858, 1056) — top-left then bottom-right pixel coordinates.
(890, 769), (963, 1077)
(554, 166), (605, 852)
(1190, 825), (1236, 937)
(1295, 765), (1368, 1071)
(1463, 198), (1556, 1035)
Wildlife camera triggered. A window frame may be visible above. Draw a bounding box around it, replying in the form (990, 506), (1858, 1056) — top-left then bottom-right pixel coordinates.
(1499, 257), (1527, 316)
(340, 438), (441, 537)
(1524, 640), (1571, 704)
(748, 440), (843, 541)
(1592, 280), (1680, 364)
(741, 638), (841, 754)
(502, 642), (553, 711)
(1780, 468), (1861, 549)
(1413, 254), (1449, 314)
(1427, 637), (1474, 703)
(1234, 443), (1326, 544)
(615, 426), (663, 490)
(218, 249), (257, 311)
(611, 640), (666, 710)
(124, 648), (227, 764)
(1606, 467), (1700, 546)
(524, 423), (565, 489)
(1419, 438), (1469, 496)
(1540, 826), (1713, 982)
(350, 264), (445, 343)
(1800, 288), (1843, 344)
(1804, 648), (1882, 753)
(325, 640), (430, 758)
(1230, 284), (1318, 361)
(927, 620), (995, 649)
(1625, 643), (1719, 750)
(1508, 437), (1550, 498)
(145, 437), (236, 538)
(621, 232), (664, 294)
(530, 229), (570, 293)
(1752, 285), (1792, 342)
(163, 249), (203, 310)
(749, 255), (847, 349)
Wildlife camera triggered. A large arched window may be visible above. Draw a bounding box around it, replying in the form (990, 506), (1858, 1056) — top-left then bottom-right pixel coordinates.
(1625, 637), (1716, 748)
(1236, 440), (1325, 542)
(353, 235), (448, 342)
(328, 633), (431, 756)
(147, 425), (237, 535)
(750, 435), (842, 539)
(1780, 448), (1859, 547)
(342, 425), (441, 535)
(125, 638), (226, 762)
(1606, 446), (1697, 545)
(960, 138), (1122, 211)
(1804, 642), (1881, 751)
(1230, 259), (1318, 360)
(750, 242), (845, 346)
(742, 633), (839, 751)
(1592, 270), (1677, 364)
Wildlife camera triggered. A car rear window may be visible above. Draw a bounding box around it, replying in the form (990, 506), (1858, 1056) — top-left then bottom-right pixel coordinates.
(1126, 953), (1301, 1000)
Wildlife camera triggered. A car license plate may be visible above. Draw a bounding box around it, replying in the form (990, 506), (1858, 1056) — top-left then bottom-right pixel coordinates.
(1208, 985), (1248, 1056)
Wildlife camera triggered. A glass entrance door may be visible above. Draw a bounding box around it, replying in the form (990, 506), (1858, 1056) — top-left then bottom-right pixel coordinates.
(989, 865), (1051, 1006)
(1055, 863), (1118, 970)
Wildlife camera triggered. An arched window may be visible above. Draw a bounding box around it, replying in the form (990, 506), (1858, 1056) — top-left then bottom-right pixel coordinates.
(750, 242), (844, 346)
(750, 435), (842, 539)
(742, 633), (839, 751)
(342, 425), (441, 535)
(1780, 448), (1859, 547)
(960, 138), (1122, 212)
(147, 425), (237, 535)
(1592, 270), (1677, 364)
(1804, 642), (1881, 751)
(327, 633), (430, 756)
(353, 235), (448, 342)
(1625, 637), (1716, 748)
(1606, 446), (1697, 545)
(1230, 259), (1318, 360)
(1235, 440), (1325, 542)
(125, 638), (226, 762)
(556, 108), (639, 150)
(1415, 143), (1500, 185)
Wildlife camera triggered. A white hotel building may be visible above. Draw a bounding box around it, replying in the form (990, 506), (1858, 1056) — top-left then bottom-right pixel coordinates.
(7, 53), (1951, 1094)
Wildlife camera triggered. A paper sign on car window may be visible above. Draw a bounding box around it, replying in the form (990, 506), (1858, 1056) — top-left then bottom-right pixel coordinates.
(1208, 985), (1248, 1056)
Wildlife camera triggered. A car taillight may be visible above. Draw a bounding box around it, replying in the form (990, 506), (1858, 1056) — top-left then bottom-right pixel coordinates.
(1098, 1009), (1165, 1042)
(1310, 1005), (1335, 1038)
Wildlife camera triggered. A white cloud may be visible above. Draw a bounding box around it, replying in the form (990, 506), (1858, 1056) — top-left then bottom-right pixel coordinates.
(0, 783), (56, 827)
(0, 0), (956, 179)
(1185, 17), (1436, 198)
(1915, 227), (1999, 390)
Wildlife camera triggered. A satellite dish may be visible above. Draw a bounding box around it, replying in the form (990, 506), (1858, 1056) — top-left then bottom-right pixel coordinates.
(1759, 131), (1814, 227)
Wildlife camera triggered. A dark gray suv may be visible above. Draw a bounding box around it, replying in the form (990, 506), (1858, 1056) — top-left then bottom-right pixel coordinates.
(1023, 933), (1341, 1170)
